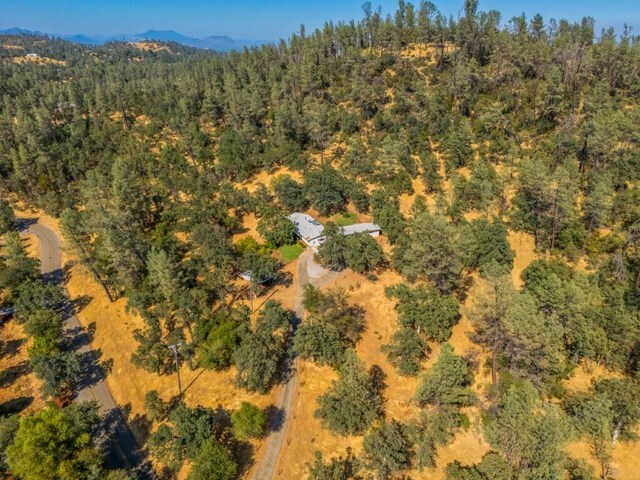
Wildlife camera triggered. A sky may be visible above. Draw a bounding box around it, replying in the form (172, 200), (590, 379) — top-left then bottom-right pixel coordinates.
(1, 0), (638, 41)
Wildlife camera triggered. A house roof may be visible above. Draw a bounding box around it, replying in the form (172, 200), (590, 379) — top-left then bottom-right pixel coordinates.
(341, 223), (382, 235)
(288, 212), (324, 241)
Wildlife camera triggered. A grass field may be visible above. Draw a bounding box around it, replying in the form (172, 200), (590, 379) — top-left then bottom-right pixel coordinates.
(330, 212), (358, 226)
(278, 243), (305, 262)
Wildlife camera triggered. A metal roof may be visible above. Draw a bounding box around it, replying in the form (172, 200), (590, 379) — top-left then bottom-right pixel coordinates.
(288, 212), (324, 241)
(341, 223), (382, 235)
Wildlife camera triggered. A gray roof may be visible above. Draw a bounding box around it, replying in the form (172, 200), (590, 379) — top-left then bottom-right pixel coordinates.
(288, 212), (324, 241)
(341, 223), (382, 235)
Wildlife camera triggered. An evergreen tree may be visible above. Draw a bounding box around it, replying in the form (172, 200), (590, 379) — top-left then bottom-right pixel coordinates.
(416, 344), (474, 408)
(315, 349), (383, 436)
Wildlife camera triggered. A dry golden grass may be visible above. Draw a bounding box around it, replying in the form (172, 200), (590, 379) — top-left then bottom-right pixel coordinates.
(507, 230), (536, 289)
(0, 233), (45, 416)
(276, 264), (491, 479)
(129, 42), (173, 53)
(11, 205), (284, 477)
(0, 319), (46, 416)
(12, 55), (66, 66)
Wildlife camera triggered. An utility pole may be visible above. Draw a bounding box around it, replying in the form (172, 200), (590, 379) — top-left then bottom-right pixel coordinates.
(249, 274), (254, 313)
(168, 343), (183, 397)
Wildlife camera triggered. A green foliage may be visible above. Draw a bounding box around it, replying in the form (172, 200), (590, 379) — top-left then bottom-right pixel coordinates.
(331, 212), (358, 227)
(408, 408), (462, 471)
(308, 450), (362, 479)
(149, 402), (217, 471)
(24, 309), (63, 344)
(386, 284), (460, 342)
(317, 223), (348, 271)
(304, 166), (350, 216)
(487, 382), (570, 479)
(231, 401), (267, 440)
(144, 390), (169, 422)
(12, 280), (64, 323)
(294, 286), (363, 366)
(503, 292), (565, 389)
(363, 420), (412, 479)
(318, 225), (384, 274)
(460, 217), (514, 277)
(278, 242), (305, 262)
(272, 175), (308, 212)
(235, 300), (290, 393)
(445, 452), (511, 480)
(0, 198), (15, 235)
(370, 189), (406, 245)
(0, 415), (19, 475)
(393, 213), (463, 293)
(1, 5), (640, 476)
(442, 118), (473, 173)
(187, 438), (237, 480)
(5, 404), (104, 480)
(315, 349), (383, 436)
(416, 344), (474, 408)
(257, 210), (297, 247)
(0, 232), (40, 293)
(343, 233), (386, 274)
(382, 327), (429, 376)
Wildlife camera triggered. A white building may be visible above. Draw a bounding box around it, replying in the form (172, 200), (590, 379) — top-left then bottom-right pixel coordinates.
(288, 212), (325, 248)
(288, 212), (382, 248)
(26, 53), (40, 58)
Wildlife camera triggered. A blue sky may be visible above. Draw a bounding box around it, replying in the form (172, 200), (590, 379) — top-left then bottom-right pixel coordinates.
(2, 0), (638, 40)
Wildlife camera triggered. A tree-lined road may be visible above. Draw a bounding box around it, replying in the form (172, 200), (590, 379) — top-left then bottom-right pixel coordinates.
(22, 220), (149, 476)
(251, 249), (337, 480)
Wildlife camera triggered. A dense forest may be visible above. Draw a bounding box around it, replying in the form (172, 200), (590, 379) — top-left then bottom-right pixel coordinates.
(0, 0), (639, 479)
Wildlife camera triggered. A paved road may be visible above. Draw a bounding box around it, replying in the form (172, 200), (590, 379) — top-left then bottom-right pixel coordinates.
(251, 249), (337, 480)
(22, 220), (151, 477)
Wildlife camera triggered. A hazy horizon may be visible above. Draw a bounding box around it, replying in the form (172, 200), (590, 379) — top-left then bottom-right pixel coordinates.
(2, 0), (638, 41)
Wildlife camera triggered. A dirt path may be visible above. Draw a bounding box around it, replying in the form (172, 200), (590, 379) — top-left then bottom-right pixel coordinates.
(251, 249), (337, 480)
(20, 220), (153, 478)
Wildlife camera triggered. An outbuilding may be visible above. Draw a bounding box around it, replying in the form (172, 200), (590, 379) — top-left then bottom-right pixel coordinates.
(288, 212), (381, 248)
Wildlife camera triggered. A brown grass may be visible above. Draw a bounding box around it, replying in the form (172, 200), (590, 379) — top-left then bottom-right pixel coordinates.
(12, 55), (66, 66)
(275, 263), (490, 479)
(0, 233), (45, 416)
(0, 319), (45, 416)
(11, 205), (284, 475)
(507, 230), (536, 289)
(129, 42), (173, 54)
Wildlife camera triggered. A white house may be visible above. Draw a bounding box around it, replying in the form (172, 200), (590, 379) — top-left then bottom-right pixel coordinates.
(26, 53), (40, 58)
(288, 212), (382, 248)
(288, 212), (325, 248)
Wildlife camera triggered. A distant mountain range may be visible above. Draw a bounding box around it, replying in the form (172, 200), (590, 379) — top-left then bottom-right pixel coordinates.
(0, 27), (269, 51)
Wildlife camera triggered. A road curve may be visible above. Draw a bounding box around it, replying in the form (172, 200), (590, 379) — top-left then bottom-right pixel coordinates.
(251, 249), (337, 480)
(23, 221), (150, 477)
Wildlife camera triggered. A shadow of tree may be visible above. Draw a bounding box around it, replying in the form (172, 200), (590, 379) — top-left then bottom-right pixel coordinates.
(75, 349), (107, 390)
(265, 404), (285, 433)
(369, 364), (387, 397)
(232, 438), (255, 478)
(0, 337), (25, 359)
(0, 396), (33, 415)
(0, 360), (30, 388)
(14, 217), (38, 232)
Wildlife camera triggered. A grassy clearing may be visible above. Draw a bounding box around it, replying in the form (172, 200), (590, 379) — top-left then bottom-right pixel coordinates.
(331, 212), (358, 226)
(277, 243), (305, 262)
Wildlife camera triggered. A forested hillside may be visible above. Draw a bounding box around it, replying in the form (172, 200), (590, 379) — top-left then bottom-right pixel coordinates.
(1, 1), (639, 479)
